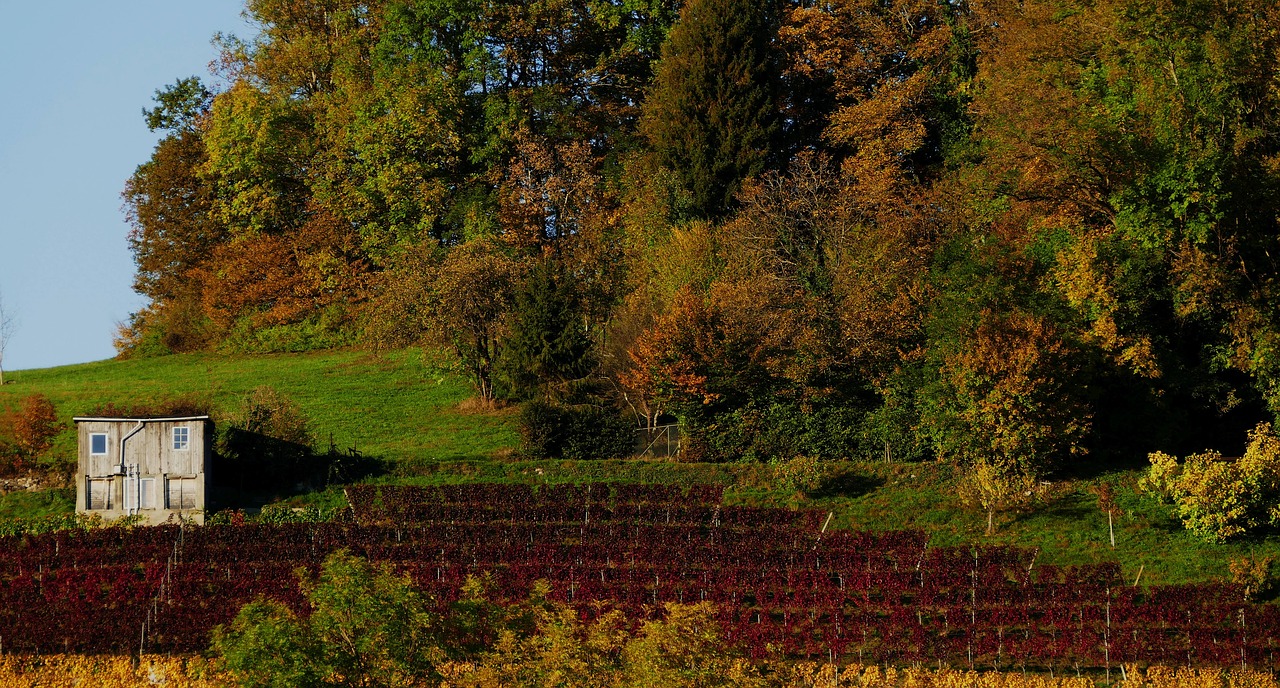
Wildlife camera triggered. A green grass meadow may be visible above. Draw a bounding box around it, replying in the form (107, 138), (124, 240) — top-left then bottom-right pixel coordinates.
(1, 349), (1277, 588)
(0, 348), (520, 465)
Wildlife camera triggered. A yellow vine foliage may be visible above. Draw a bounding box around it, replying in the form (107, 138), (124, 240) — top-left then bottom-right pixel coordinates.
(0, 655), (229, 688)
(1, 656), (1277, 687)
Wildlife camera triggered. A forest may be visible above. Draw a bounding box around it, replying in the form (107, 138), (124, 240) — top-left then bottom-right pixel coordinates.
(120, 0), (1280, 483)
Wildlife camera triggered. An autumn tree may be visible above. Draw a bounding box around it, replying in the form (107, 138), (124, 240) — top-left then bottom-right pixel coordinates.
(919, 310), (1091, 476)
(11, 394), (61, 458)
(424, 238), (523, 402)
(958, 459), (1042, 536)
(640, 0), (781, 220)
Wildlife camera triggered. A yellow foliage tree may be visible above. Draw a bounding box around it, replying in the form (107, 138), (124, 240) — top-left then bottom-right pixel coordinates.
(1142, 422), (1280, 542)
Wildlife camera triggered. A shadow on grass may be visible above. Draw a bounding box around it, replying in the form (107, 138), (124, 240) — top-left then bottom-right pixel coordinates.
(210, 436), (388, 512)
(807, 470), (885, 499)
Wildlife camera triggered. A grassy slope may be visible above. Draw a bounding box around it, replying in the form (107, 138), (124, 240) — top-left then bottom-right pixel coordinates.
(1, 350), (1275, 587)
(0, 348), (520, 465)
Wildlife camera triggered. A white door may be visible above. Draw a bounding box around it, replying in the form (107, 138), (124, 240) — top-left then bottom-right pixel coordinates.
(123, 465), (140, 514)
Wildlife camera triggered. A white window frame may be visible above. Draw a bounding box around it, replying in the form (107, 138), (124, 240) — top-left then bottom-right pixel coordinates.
(89, 432), (109, 456)
(172, 426), (190, 451)
(139, 478), (156, 510)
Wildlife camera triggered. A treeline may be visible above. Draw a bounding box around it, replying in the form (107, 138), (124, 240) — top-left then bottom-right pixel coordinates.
(123, 0), (1280, 476)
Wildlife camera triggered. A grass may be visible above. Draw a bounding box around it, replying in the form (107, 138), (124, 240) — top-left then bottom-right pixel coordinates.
(0, 488), (74, 520)
(0, 348), (520, 465)
(3, 349), (1278, 588)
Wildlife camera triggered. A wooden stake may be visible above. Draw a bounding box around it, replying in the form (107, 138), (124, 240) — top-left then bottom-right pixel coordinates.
(1133, 564), (1144, 587)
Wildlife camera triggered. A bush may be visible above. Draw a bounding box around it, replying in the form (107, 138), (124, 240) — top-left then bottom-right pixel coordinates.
(216, 387), (317, 492)
(679, 400), (870, 463)
(519, 400), (635, 460)
(1140, 422), (1280, 542)
(12, 394), (62, 457)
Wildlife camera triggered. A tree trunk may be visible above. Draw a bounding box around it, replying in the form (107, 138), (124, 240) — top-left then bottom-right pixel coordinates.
(1108, 510), (1115, 548)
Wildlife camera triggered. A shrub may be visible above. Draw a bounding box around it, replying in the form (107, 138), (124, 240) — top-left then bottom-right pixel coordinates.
(11, 394), (61, 457)
(770, 455), (831, 493)
(519, 401), (635, 460)
(216, 387), (317, 492)
(213, 551), (442, 687)
(1140, 422), (1280, 542)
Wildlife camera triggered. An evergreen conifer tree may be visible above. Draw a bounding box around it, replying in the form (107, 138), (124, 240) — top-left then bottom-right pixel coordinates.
(501, 260), (593, 399)
(639, 0), (781, 220)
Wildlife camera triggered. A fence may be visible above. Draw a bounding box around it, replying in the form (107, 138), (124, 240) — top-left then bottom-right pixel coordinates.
(635, 424), (680, 458)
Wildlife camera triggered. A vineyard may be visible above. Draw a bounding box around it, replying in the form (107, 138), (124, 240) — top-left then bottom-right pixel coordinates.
(0, 482), (1277, 674)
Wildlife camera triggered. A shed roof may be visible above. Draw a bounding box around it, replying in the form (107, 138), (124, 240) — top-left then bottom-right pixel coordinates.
(72, 416), (211, 423)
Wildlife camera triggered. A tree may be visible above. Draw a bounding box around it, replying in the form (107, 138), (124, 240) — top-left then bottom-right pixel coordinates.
(639, 0), (781, 220)
(957, 459), (1041, 536)
(11, 393), (61, 457)
(0, 292), (15, 386)
(425, 238), (523, 402)
(143, 76), (213, 134)
(213, 550), (444, 688)
(500, 260), (593, 400)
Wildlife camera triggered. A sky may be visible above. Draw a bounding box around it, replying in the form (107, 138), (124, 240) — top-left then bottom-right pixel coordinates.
(0, 1), (255, 372)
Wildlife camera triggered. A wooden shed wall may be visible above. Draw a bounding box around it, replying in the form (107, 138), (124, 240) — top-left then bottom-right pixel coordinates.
(77, 420), (208, 477)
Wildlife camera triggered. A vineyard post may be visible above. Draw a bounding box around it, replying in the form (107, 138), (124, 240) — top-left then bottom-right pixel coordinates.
(970, 548), (977, 670)
(1241, 607), (1247, 671)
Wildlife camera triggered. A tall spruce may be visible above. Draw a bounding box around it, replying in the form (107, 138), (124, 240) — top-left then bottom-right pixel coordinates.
(639, 0), (781, 221)
(501, 260), (594, 399)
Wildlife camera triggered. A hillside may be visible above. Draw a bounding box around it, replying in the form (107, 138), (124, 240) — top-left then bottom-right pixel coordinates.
(0, 348), (519, 466)
(1, 351), (1278, 590)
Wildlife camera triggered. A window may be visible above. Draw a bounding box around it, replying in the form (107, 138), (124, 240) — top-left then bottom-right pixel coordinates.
(173, 426), (190, 451)
(87, 478), (113, 510)
(167, 477), (197, 510)
(139, 478), (155, 510)
(90, 433), (108, 456)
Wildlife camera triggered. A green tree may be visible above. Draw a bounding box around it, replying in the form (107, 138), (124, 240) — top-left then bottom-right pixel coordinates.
(143, 76), (213, 133)
(501, 260), (593, 400)
(639, 0), (781, 220)
(213, 550), (443, 688)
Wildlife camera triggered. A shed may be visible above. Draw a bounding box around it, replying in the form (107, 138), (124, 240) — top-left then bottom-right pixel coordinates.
(72, 416), (211, 525)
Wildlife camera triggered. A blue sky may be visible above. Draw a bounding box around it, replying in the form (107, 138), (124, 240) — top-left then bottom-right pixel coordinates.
(0, 1), (254, 372)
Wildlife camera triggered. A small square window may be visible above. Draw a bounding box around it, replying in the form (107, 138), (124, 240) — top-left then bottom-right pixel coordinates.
(90, 433), (108, 456)
(173, 427), (190, 451)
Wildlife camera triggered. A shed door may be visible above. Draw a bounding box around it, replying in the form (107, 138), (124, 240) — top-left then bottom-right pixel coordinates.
(87, 479), (113, 510)
(167, 477), (197, 510)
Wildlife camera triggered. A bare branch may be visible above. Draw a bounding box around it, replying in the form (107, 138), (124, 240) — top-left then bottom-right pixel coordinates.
(0, 292), (16, 385)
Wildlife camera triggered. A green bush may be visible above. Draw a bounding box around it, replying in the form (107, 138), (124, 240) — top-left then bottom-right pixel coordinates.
(680, 400), (870, 463)
(518, 400), (635, 460)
